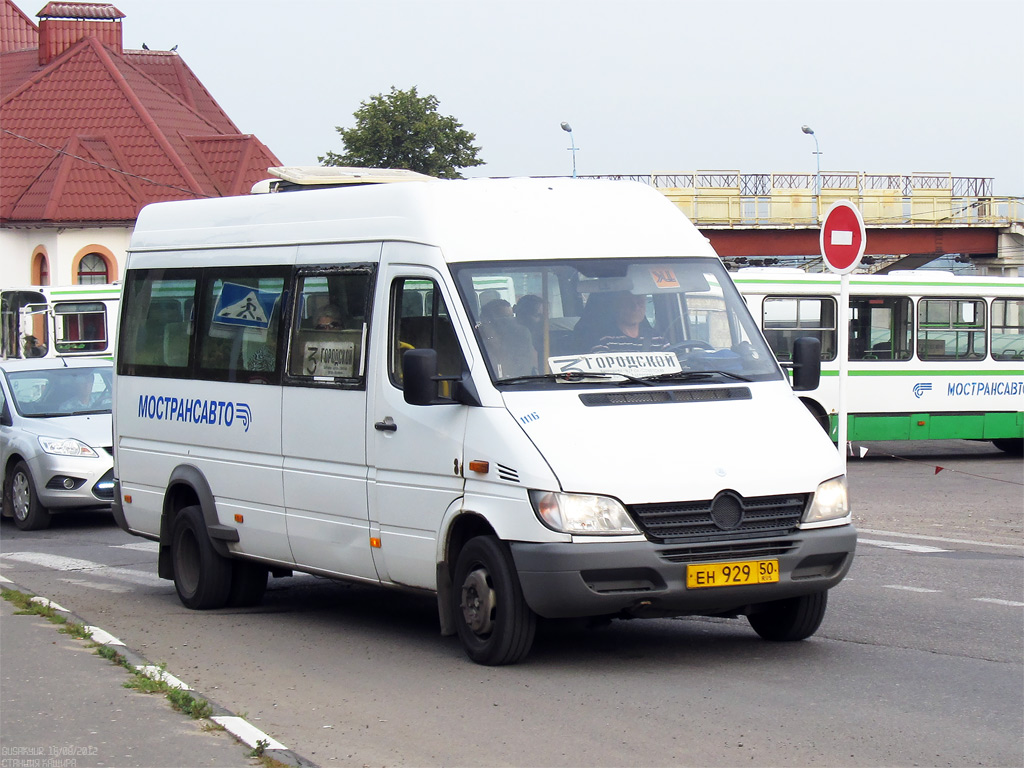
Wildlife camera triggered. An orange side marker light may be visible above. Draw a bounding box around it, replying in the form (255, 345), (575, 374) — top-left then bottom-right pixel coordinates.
(468, 460), (489, 474)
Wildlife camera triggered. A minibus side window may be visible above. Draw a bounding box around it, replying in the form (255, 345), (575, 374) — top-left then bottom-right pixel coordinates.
(195, 268), (288, 384)
(762, 296), (837, 361)
(389, 278), (462, 390)
(287, 271), (373, 385)
(918, 298), (986, 360)
(118, 270), (198, 377)
(991, 298), (1024, 360)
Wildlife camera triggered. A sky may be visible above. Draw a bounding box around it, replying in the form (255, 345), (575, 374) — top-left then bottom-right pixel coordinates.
(16, 0), (1024, 194)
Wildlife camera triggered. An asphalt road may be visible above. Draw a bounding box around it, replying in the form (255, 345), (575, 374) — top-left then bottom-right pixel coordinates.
(1, 439), (1021, 767)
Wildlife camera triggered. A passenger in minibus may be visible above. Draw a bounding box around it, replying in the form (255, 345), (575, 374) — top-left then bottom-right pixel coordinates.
(479, 299), (536, 377)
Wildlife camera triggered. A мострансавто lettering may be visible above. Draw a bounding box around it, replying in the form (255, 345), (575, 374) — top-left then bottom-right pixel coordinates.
(137, 394), (251, 431)
(947, 381), (1023, 397)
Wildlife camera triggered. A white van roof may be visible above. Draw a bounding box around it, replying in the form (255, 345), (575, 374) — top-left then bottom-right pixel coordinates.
(129, 177), (716, 263)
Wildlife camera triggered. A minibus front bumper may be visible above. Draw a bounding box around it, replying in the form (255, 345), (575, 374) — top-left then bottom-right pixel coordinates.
(509, 524), (857, 619)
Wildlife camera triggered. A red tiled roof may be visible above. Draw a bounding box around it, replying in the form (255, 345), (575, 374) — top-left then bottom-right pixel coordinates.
(1, 0), (36, 51)
(1, 0), (280, 224)
(37, 3), (124, 19)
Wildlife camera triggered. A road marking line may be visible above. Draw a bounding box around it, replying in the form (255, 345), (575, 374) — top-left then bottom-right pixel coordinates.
(884, 585), (941, 593)
(111, 542), (159, 552)
(860, 538), (950, 554)
(211, 716), (287, 751)
(0, 573), (13, 584)
(85, 626), (125, 646)
(2, 552), (103, 570)
(972, 598), (1024, 607)
(136, 665), (191, 689)
(858, 528), (1022, 552)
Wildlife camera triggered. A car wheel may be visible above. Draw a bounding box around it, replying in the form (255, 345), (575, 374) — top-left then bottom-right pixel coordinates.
(452, 536), (536, 665)
(171, 505), (232, 610)
(748, 591), (828, 641)
(7, 461), (51, 531)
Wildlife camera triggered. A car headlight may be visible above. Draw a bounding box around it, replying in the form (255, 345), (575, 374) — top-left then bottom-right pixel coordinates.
(529, 490), (640, 535)
(804, 476), (850, 524)
(38, 436), (98, 458)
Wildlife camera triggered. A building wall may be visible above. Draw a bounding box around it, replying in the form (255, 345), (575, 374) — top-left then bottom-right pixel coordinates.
(0, 225), (130, 286)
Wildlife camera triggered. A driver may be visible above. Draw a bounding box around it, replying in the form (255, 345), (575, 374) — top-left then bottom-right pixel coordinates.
(590, 292), (670, 353)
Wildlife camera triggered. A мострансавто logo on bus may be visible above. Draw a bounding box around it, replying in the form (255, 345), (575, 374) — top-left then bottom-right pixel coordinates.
(137, 394), (252, 432)
(913, 381), (1024, 399)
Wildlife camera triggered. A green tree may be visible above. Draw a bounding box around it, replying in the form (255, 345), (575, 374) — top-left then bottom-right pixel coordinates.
(320, 86), (484, 179)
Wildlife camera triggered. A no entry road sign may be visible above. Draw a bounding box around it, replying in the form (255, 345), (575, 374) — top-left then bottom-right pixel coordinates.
(820, 200), (866, 274)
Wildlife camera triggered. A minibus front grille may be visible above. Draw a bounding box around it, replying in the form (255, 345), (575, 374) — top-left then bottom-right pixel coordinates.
(627, 493), (807, 543)
(579, 387), (751, 407)
(657, 540), (800, 564)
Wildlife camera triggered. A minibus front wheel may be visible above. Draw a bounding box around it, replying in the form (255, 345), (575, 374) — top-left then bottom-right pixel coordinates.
(747, 590), (828, 641)
(171, 505), (232, 610)
(453, 536), (537, 666)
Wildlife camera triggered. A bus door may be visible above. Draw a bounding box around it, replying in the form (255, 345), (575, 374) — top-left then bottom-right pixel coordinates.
(281, 254), (379, 582)
(367, 253), (469, 590)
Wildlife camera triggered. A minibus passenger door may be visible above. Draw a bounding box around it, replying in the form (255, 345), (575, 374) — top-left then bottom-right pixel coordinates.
(367, 263), (469, 590)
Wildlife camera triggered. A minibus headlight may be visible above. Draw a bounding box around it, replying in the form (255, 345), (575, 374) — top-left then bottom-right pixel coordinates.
(529, 491), (639, 535)
(804, 476), (850, 524)
(38, 436), (98, 458)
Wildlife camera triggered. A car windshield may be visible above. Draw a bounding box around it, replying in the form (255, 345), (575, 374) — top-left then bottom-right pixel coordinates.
(5, 366), (113, 417)
(451, 257), (781, 385)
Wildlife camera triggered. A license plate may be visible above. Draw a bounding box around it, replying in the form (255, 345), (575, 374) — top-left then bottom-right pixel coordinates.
(686, 559), (779, 589)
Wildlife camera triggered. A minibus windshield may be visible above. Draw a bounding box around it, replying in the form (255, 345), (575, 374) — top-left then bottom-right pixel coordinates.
(452, 257), (782, 385)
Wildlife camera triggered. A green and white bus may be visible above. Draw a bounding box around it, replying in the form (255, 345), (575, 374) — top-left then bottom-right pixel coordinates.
(1, 284), (121, 361)
(734, 268), (1024, 453)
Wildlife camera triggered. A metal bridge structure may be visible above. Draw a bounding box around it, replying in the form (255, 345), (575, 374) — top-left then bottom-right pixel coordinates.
(580, 171), (1023, 274)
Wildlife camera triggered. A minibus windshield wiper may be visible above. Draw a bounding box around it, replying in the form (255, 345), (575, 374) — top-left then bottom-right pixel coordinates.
(642, 370), (753, 383)
(497, 372), (655, 386)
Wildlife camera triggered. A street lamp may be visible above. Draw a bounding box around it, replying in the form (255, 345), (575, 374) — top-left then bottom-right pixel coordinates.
(801, 124), (822, 219)
(560, 121), (577, 178)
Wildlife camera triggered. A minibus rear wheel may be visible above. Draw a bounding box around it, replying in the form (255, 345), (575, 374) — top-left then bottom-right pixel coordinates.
(453, 536), (537, 665)
(747, 590), (828, 641)
(171, 505), (232, 610)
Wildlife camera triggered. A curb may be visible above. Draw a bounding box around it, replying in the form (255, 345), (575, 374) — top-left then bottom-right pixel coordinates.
(0, 574), (316, 768)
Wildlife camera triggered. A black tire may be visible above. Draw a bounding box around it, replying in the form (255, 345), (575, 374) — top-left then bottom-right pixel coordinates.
(991, 438), (1023, 456)
(452, 536), (537, 666)
(171, 505), (232, 610)
(227, 560), (268, 607)
(6, 461), (51, 531)
(748, 591), (828, 641)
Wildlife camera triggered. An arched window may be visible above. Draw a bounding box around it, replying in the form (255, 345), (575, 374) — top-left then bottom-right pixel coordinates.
(32, 251), (49, 285)
(77, 253), (109, 285)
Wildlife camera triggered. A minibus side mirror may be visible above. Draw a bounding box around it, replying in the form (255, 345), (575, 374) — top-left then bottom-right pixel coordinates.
(402, 349), (480, 407)
(790, 336), (821, 391)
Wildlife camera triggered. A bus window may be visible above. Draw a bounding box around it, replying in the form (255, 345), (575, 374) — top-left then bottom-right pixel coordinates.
(288, 271), (373, 382)
(118, 271), (198, 376)
(390, 278), (462, 390)
(918, 298), (986, 360)
(762, 296), (837, 361)
(197, 269), (288, 384)
(991, 298), (1024, 360)
(54, 302), (107, 353)
(849, 296), (912, 361)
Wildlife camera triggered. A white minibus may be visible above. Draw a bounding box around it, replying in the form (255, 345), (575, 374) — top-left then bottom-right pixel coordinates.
(734, 268), (1024, 453)
(113, 177), (856, 665)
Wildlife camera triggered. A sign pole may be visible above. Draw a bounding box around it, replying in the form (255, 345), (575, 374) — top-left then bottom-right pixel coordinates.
(819, 200), (867, 475)
(837, 273), (850, 474)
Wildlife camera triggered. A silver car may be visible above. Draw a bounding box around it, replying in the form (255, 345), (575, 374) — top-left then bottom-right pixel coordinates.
(1, 358), (114, 530)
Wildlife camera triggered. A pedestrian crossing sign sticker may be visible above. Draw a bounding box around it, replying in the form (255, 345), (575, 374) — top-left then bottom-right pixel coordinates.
(213, 283), (279, 330)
